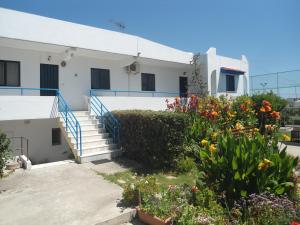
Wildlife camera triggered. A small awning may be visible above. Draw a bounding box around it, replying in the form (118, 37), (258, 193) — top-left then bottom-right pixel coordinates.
(221, 67), (245, 75)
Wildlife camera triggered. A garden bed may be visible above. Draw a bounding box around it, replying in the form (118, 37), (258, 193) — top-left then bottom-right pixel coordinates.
(106, 93), (300, 224)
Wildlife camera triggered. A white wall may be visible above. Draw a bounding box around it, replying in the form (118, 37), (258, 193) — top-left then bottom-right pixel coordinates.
(0, 45), (188, 110)
(0, 118), (70, 164)
(96, 96), (174, 112)
(203, 47), (249, 97)
(0, 96), (57, 120)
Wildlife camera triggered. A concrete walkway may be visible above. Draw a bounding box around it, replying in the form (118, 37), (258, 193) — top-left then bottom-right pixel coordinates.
(0, 161), (133, 225)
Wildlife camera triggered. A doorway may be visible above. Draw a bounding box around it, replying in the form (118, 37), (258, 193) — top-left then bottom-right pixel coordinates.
(179, 77), (188, 97)
(40, 64), (59, 96)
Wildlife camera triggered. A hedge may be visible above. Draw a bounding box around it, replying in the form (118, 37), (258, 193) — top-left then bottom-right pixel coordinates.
(113, 110), (190, 169)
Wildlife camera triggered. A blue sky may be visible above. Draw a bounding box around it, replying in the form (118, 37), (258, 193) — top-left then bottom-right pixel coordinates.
(0, 0), (299, 76)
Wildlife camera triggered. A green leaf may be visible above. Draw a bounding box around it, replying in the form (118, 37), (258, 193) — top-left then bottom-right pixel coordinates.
(232, 158), (238, 170)
(199, 150), (209, 159)
(275, 186), (285, 195)
(281, 182), (294, 187)
(240, 190), (247, 197)
(234, 171), (241, 180)
(245, 164), (255, 176)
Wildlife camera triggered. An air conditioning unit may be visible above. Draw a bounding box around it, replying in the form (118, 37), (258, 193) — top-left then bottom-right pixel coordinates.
(126, 62), (140, 74)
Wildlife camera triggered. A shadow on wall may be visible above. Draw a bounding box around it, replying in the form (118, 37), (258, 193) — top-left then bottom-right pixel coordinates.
(211, 70), (217, 96)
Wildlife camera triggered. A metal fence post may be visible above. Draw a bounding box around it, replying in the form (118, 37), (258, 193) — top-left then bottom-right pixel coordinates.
(65, 105), (68, 132)
(76, 122), (78, 150)
(276, 72), (279, 95)
(26, 138), (29, 161)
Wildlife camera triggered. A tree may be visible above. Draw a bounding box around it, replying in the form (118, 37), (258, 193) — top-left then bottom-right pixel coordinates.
(189, 53), (208, 98)
(0, 131), (11, 177)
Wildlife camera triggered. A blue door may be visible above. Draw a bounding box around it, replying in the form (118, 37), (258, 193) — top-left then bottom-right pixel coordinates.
(40, 64), (59, 96)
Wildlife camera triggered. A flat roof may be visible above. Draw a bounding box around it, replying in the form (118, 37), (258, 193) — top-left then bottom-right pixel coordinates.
(0, 7), (193, 64)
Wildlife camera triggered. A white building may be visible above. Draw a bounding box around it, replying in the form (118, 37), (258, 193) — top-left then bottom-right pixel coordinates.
(0, 8), (249, 164)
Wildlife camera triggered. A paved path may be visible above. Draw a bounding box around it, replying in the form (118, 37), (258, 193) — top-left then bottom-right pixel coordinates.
(285, 143), (300, 158)
(0, 162), (132, 225)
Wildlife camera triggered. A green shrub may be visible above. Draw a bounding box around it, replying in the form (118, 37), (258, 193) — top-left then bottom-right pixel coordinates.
(113, 110), (190, 169)
(0, 130), (11, 177)
(177, 156), (197, 173)
(197, 131), (298, 204)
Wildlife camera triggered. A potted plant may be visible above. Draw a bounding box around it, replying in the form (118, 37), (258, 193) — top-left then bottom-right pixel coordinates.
(136, 190), (173, 225)
(136, 207), (172, 225)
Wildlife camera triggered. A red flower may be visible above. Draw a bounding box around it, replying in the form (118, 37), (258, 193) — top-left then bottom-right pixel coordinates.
(262, 100), (271, 106)
(191, 186), (198, 193)
(290, 221), (300, 225)
(240, 104), (248, 111)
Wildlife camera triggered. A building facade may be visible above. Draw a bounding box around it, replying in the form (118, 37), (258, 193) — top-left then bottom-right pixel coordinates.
(0, 8), (249, 164)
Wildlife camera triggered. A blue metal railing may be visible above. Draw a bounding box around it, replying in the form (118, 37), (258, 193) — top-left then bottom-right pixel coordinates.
(90, 89), (179, 97)
(0, 87), (83, 156)
(57, 92), (83, 156)
(90, 90), (120, 145)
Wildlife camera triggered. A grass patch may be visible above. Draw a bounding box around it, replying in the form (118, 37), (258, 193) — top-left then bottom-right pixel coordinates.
(99, 169), (197, 190)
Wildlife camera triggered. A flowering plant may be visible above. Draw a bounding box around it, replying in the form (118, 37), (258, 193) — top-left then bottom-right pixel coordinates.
(197, 131), (298, 204)
(122, 175), (158, 206)
(233, 193), (300, 224)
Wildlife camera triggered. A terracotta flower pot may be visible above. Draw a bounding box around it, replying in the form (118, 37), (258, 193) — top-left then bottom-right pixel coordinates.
(136, 207), (171, 225)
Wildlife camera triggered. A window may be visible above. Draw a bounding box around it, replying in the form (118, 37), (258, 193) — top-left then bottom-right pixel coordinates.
(226, 75), (235, 92)
(141, 73), (155, 91)
(0, 60), (20, 86)
(52, 128), (61, 145)
(91, 68), (110, 89)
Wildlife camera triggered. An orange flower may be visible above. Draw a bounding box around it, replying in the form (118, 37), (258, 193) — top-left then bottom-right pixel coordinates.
(235, 122), (244, 130)
(264, 105), (272, 112)
(260, 107), (266, 112)
(211, 111), (218, 117)
(270, 111), (280, 120)
(245, 100), (252, 105)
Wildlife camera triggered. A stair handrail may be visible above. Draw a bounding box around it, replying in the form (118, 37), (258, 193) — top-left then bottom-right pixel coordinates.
(89, 90), (120, 145)
(56, 91), (83, 156)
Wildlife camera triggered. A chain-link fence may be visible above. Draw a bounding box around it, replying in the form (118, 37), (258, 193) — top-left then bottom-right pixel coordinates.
(250, 69), (300, 99)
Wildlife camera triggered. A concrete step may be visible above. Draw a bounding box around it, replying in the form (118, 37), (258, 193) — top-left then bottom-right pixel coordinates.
(59, 116), (100, 125)
(77, 119), (102, 126)
(64, 124), (105, 132)
(71, 138), (113, 148)
(69, 133), (112, 143)
(76, 115), (97, 122)
(72, 111), (89, 116)
(67, 128), (107, 136)
(78, 143), (118, 155)
(79, 149), (123, 163)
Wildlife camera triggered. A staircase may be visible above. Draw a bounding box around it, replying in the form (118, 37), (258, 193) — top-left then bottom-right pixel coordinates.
(59, 111), (122, 163)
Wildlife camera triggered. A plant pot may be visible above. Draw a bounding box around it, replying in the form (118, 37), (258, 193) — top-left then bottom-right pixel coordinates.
(5, 161), (19, 171)
(136, 207), (171, 225)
